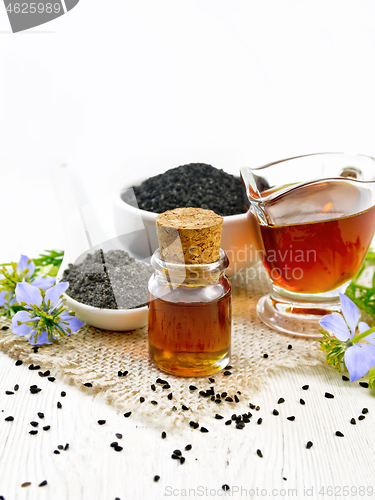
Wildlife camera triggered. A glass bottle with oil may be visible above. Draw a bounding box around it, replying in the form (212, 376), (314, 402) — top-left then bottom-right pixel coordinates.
(148, 207), (231, 377)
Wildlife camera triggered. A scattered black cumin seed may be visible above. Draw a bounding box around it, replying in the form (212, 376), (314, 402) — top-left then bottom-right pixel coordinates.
(236, 422), (245, 429)
(61, 391), (66, 397)
(38, 412), (44, 419)
(57, 402), (62, 409)
(171, 454), (179, 460)
(287, 416), (295, 421)
(350, 418), (356, 425)
(272, 409), (279, 416)
(234, 395), (240, 403)
(154, 475), (160, 482)
(118, 371), (122, 376)
(30, 386), (42, 394)
(300, 399), (305, 405)
(151, 400), (158, 405)
(14, 384), (19, 391)
(306, 441), (313, 449)
(222, 484), (230, 491)
(32, 347), (39, 353)
(226, 366), (232, 370)
(263, 354), (268, 358)
(359, 382), (369, 388)
(182, 405), (189, 411)
(225, 397), (233, 402)
(362, 408), (369, 414)
(167, 393), (173, 400)
(173, 450), (182, 456)
(287, 344), (292, 349)
(225, 420), (232, 425)
(140, 397), (145, 403)
(215, 399), (221, 405)
(156, 378), (168, 385)
(83, 382), (92, 387)
(209, 378), (215, 383)
(1, 325), (9, 330)
(43, 426), (51, 431)
(231, 414), (237, 420)
(124, 411), (131, 418)
(180, 457), (185, 464)
(163, 384), (171, 389)
(114, 446), (123, 452)
(342, 375), (349, 381)
(116, 433), (123, 439)
(57, 445), (64, 450)
(122, 371), (128, 376)
(29, 364), (40, 370)
(30, 421), (38, 427)
(29, 430), (38, 435)
(257, 418), (262, 425)
(215, 414), (224, 420)
(151, 384), (156, 391)
(335, 431), (344, 437)
(256, 449), (263, 458)
(48, 377), (55, 382)
(223, 371), (231, 376)
(221, 392), (227, 398)
(189, 421), (199, 429)
(200, 427), (209, 433)
(189, 385), (197, 391)
(185, 444), (192, 451)
(249, 403), (255, 409)
(302, 385), (309, 390)
(54, 450), (60, 455)
(325, 392), (334, 399)
(15, 360), (23, 366)
(278, 398), (285, 404)
(98, 420), (106, 425)
(5, 391), (14, 395)
(64, 443), (69, 450)
(21, 482), (31, 487)
(358, 415), (365, 421)
(39, 480), (47, 487)
(110, 442), (118, 448)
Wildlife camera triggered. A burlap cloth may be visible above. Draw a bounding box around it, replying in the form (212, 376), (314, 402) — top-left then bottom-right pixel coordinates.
(0, 265), (327, 427)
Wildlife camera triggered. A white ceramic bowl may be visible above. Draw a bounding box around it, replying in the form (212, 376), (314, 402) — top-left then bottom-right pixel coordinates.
(112, 176), (258, 275)
(57, 259), (149, 332)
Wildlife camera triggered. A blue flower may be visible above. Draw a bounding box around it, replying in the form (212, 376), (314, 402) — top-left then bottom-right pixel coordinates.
(0, 255), (55, 313)
(320, 293), (375, 382)
(11, 281), (84, 345)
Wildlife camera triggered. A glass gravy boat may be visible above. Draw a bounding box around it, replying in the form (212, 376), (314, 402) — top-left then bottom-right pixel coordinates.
(241, 153), (375, 338)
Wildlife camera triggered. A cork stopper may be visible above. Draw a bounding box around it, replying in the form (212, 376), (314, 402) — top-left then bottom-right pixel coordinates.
(156, 207), (223, 264)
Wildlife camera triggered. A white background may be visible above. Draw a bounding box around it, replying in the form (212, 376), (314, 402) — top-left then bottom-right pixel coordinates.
(1, 0), (375, 261)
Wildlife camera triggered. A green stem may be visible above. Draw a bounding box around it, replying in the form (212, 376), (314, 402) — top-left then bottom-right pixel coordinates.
(351, 326), (375, 344)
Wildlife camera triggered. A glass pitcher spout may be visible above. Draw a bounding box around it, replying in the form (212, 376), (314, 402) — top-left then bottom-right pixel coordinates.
(241, 152), (375, 227)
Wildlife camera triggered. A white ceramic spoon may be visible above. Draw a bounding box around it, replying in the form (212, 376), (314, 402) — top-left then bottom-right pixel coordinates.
(52, 164), (148, 331)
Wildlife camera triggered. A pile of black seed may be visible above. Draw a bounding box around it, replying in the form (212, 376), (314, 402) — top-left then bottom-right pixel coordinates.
(62, 249), (152, 309)
(125, 163), (247, 216)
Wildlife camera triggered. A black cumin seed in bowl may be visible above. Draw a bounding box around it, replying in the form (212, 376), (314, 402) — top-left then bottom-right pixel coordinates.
(127, 164), (247, 217)
(61, 249), (152, 310)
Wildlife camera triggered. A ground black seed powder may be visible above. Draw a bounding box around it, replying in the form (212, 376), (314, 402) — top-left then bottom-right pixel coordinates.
(62, 249), (152, 309)
(127, 163), (247, 217)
